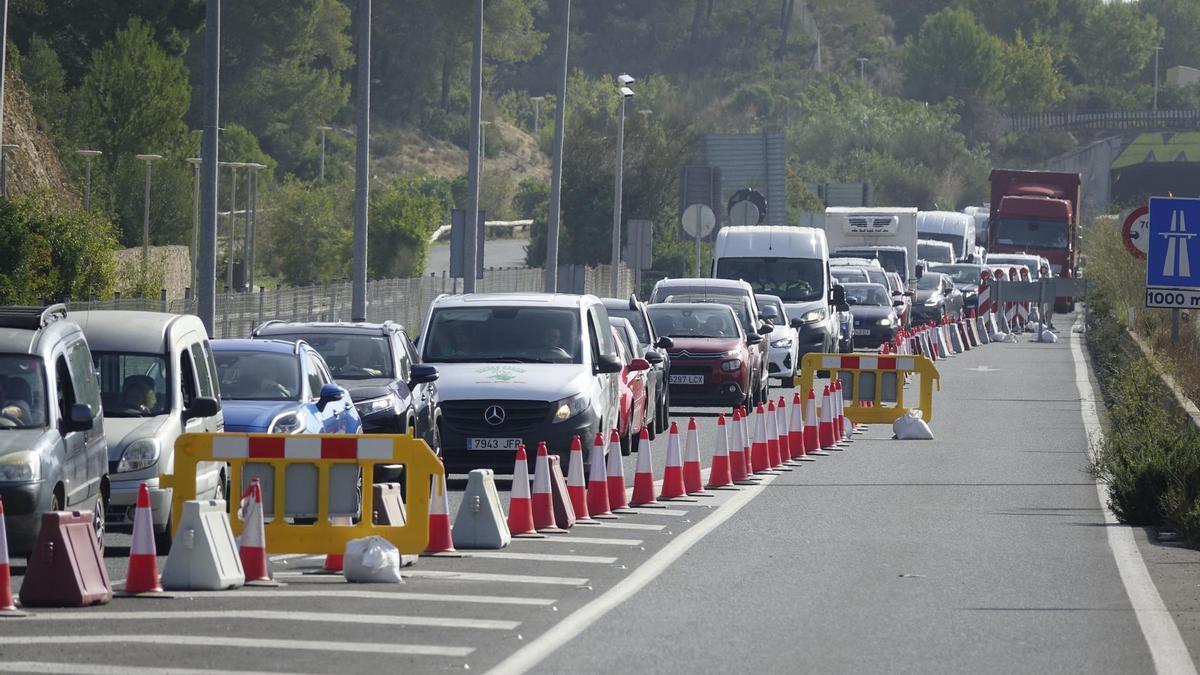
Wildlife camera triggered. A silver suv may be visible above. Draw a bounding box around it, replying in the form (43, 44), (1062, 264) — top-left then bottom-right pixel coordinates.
(0, 305), (108, 555)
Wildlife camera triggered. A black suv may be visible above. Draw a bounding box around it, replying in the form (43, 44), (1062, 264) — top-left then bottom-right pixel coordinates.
(601, 296), (672, 436)
(251, 321), (440, 455)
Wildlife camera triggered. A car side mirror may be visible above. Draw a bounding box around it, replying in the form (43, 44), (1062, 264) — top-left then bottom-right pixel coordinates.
(655, 336), (674, 349)
(68, 403), (94, 432)
(789, 318), (803, 329)
(837, 303), (851, 313)
(629, 358), (651, 372)
(746, 333), (764, 345)
(893, 300), (905, 308)
(595, 353), (624, 374)
(830, 285), (847, 306)
(758, 324), (773, 335)
(904, 290), (915, 297)
(409, 364), (438, 385)
(182, 396), (221, 424)
(644, 351), (664, 365)
(317, 383), (345, 411)
(915, 265), (925, 280)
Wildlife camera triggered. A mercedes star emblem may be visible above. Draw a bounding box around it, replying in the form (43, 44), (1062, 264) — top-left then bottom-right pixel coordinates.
(484, 405), (506, 426)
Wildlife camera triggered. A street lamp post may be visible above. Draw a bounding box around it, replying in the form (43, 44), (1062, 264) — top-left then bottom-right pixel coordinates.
(351, 0), (371, 321)
(76, 150), (102, 210)
(1153, 46), (1164, 112)
(480, 120), (491, 160)
(197, 0), (221, 335)
(222, 162), (245, 292)
(531, 96), (544, 136)
(186, 157), (202, 294)
(611, 74), (635, 297)
(464, 0), (483, 294)
(316, 125), (333, 182)
(243, 163), (265, 292)
(134, 154), (163, 269)
(0, 144), (16, 197)
(857, 57), (868, 82)
(545, 0), (570, 292)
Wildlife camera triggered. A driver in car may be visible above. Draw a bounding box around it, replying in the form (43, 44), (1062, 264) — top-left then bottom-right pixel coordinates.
(120, 376), (157, 415)
(343, 339), (383, 377)
(0, 377), (31, 426)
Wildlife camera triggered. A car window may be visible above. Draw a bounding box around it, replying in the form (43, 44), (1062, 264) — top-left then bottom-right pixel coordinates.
(586, 311), (603, 364)
(92, 351), (170, 417)
(192, 343), (216, 398)
(591, 306), (616, 356)
(54, 355), (76, 429)
(0, 355), (48, 428)
(267, 332), (394, 380)
(179, 347), (198, 409)
(305, 353), (327, 399)
(392, 335), (412, 381)
(66, 340), (101, 415)
(648, 306), (739, 338)
(214, 351), (301, 401)
(606, 308), (651, 343)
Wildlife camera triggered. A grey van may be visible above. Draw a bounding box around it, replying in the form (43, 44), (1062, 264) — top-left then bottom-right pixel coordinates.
(0, 305), (108, 555)
(72, 311), (223, 549)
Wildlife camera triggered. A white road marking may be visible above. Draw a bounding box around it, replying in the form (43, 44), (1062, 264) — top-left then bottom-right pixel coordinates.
(0, 664), (298, 675)
(0, 636), (472, 657)
(489, 475), (774, 675)
(405, 570), (588, 586)
(464, 551), (617, 565)
(522, 535), (642, 547)
(268, 553), (313, 561)
(167, 589), (556, 606)
(30, 610), (517, 631)
(621, 508), (689, 517)
(578, 522), (665, 531)
(1069, 316), (1197, 675)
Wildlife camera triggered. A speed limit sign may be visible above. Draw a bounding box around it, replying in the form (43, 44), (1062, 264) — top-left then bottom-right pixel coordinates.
(1121, 206), (1149, 260)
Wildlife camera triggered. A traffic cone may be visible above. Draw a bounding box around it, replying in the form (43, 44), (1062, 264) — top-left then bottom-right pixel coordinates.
(764, 400), (783, 468)
(818, 385), (838, 451)
(121, 482), (165, 595)
(606, 430), (632, 511)
(683, 417), (711, 495)
(751, 404), (770, 472)
(425, 472), (457, 554)
(586, 433), (614, 518)
(629, 427), (663, 507)
(706, 414), (735, 489)
(776, 396), (794, 463)
(790, 392), (814, 461)
(237, 479), (275, 584)
(835, 380), (852, 445)
(532, 441), (560, 531)
(729, 408), (751, 481)
(507, 444), (539, 536)
(659, 422), (691, 500)
(566, 435), (592, 522)
(0, 498), (25, 616)
(804, 388), (827, 456)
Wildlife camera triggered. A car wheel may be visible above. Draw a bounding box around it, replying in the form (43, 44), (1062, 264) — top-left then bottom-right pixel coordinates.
(92, 493), (107, 556)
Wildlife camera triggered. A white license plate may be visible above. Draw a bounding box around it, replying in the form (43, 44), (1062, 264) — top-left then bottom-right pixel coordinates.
(468, 438), (522, 451)
(669, 374), (705, 385)
(853, 329), (871, 336)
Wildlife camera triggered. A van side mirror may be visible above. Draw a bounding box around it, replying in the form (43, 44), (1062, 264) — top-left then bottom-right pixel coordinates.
(654, 336), (674, 349)
(317, 383), (346, 411)
(830, 285), (847, 306)
(68, 403), (94, 432)
(789, 317), (803, 329)
(746, 333), (764, 345)
(644, 351), (664, 365)
(409, 364), (438, 385)
(915, 264), (925, 280)
(595, 353), (624, 374)
(758, 324), (773, 335)
(182, 396), (221, 424)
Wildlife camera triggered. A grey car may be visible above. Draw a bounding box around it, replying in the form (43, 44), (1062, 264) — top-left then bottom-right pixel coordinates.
(601, 296), (672, 437)
(0, 305), (108, 556)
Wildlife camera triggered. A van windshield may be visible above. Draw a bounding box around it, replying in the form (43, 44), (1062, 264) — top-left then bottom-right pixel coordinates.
(0, 355), (47, 429)
(833, 249), (907, 278)
(919, 232), (964, 256)
(93, 352), (170, 417)
(423, 307), (583, 364)
(918, 242), (954, 264)
(713, 257), (823, 302)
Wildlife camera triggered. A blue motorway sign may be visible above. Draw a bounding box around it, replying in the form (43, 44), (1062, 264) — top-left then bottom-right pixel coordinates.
(1147, 196), (1200, 309)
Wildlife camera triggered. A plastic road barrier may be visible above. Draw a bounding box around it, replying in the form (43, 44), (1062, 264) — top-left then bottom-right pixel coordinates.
(978, 269), (992, 315)
(161, 432), (444, 556)
(794, 353), (941, 425)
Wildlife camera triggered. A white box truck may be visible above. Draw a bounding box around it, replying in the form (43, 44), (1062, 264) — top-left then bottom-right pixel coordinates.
(823, 207), (920, 284)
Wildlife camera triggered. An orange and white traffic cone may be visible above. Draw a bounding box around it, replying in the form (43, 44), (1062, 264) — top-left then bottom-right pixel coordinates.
(425, 472), (457, 553)
(566, 435), (593, 523)
(606, 430), (632, 512)
(237, 479), (275, 584)
(706, 414), (735, 489)
(751, 404), (770, 472)
(0, 497), (25, 615)
(790, 392), (813, 462)
(728, 409), (751, 482)
(586, 432), (614, 518)
(835, 380), (852, 445)
(122, 482), (164, 595)
(532, 441), (560, 532)
(507, 444), (539, 536)
(629, 427), (662, 508)
(775, 396), (794, 463)
(658, 421), (691, 500)
(804, 388), (827, 456)
(683, 417), (711, 495)
(818, 385), (838, 451)
(764, 400), (783, 469)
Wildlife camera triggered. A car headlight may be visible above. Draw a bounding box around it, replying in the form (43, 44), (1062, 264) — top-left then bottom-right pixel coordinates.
(800, 308), (827, 323)
(117, 439), (161, 473)
(720, 359), (743, 372)
(0, 451), (39, 482)
(355, 395), (396, 417)
(269, 411), (305, 434)
(924, 299), (939, 307)
(877, 318), (893, 327)
(552, 393), (590, 423)
(770, 338), (793, 348)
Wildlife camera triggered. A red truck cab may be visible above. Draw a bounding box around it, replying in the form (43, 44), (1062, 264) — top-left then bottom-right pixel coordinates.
(988, 169), (1081, 312)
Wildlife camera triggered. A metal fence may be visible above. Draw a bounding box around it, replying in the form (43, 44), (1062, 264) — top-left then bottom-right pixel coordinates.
(67, 265), (634, 338)
(1007, 109), (1200, 133)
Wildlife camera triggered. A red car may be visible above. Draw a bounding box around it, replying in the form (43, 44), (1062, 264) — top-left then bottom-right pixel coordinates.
(609, 319), (650, 455)
(646, 303), (760, 409)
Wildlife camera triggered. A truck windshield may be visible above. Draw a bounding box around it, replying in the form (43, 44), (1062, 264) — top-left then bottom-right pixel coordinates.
(0, 355), (47, 429)
(423, 307), (583, 364)
(994, 218), (1069, 250)
(713, 257), (823, 302)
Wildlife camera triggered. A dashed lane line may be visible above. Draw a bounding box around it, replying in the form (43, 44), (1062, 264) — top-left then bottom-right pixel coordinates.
(0, 636), (473, 658)
(521, 535), (642, 547)
(403, 570), (588, 586)
(461, 551), (617, 564)
(576, 521), (665, 531)
(620, 508), (689, 517)
(29, 610), (519, 631)
(0, 664), (303, 675)
(166, 590), (557, 606)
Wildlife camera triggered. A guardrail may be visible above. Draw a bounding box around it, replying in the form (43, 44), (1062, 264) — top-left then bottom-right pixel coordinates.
(429, 219), (534, 242)
(1008, 109), (1200, 133)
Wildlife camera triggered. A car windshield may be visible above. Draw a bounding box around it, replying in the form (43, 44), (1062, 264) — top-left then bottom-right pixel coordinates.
(994, 218), (1069, 250)
(916, 274), (946, 291)
(648, 307), (739, 338)
(832, 269), (868, 284)
(929, 265), (981, 284)
(267, 333), (393, 380)
(918, 243), (954, 264)
(712, 257), (824, 302)
(92, 352), (170, 417)
(755, 296), (785, 323)
(844, 284), (891, 306)
(0, 355), (47, 429)
(214, 351), (302, 401)
(606, 308), (651, 343)
(834, 249), (907, 278)
(423, 307), (582, 364)
(660, 293), (753, 333)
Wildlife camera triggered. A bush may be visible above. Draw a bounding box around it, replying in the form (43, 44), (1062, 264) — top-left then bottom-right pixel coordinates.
(262, 177), (351, 286)
(0, 192), (119, 303)
(368, 178), (443, 279)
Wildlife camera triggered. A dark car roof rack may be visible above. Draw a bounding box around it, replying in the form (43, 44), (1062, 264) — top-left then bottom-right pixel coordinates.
(0, 304), (68, 330)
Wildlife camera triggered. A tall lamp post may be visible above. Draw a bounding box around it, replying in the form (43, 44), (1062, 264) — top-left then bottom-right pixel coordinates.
(186, 157), (203, 294)
(316, 125), (333, 182)
(610, 74), (635, 297)
(76, 150), (102, 210)
(222, 161), (245, 292)
(1153, 46), (1165, 112)
(134, 154), (163, 269)
(856, 57), (868, 82)
(531, 96), (544, 136)
(242, 162), (265, 292)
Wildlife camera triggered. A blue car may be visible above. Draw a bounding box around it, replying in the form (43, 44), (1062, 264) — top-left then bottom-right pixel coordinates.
(212, 339), (361, 434)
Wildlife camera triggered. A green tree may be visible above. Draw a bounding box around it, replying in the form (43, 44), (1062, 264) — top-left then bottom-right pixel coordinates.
(368, 178), (444, 279)
(262, 177), (350, 286)
(20, 36), (69, 137)
(903, 8), (1004, 102)
(1072, 2), (1162, 87)
(999, 32), (1065, 112)
(1141, 0), (1200, 79)
(0, 192), (119, 303)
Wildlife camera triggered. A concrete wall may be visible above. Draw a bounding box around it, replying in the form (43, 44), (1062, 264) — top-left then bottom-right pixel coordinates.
(1042, 136), (1127, 222)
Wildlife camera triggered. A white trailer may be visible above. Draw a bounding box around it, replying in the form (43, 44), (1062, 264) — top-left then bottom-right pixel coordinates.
(823, 207), (920, 284)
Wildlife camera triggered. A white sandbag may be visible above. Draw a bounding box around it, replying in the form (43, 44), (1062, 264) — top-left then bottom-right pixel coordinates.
(990, 331), (1007, 342)
(1039, 329), (1058, 343)
(343, 536), (404, 584)
(892, 409), (934, 441)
